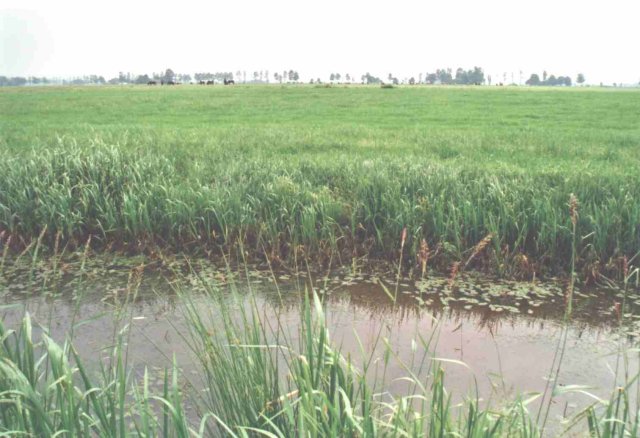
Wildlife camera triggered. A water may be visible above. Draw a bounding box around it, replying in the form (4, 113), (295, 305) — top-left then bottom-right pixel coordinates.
(1, 256), (638, 433)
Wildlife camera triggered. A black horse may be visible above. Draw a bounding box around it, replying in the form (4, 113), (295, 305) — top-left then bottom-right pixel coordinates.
(147, 80), (157, 85)
(224, 79), (235, 85)
(206, 80), (214, 85)
(199, 80), (206, 85)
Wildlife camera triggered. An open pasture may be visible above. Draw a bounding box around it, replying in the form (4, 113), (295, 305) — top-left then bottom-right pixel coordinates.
(1, 85), (640, 277)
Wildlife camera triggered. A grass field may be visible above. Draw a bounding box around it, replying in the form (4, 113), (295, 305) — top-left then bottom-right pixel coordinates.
(1, 85), (640, 278)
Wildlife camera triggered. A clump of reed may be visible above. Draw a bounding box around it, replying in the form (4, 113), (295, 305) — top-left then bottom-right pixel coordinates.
(0, 313), (197, 436)
(1, 139), (639, 282)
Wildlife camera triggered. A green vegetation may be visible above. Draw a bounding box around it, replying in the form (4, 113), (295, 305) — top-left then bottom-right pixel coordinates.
(1, 85), (640, 279)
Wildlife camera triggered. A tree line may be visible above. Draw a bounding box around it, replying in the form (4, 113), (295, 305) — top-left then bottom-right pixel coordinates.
(0, 76), (108, 86)
(0, 69), (621, 87)
(525, 71), (583, 87)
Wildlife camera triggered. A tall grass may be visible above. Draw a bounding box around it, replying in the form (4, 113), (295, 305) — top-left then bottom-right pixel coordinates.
(0, 313), (196, 436)
(2, 86), (640, 279)
(0, 140), (639, 280)
(174, 264), (549, 437)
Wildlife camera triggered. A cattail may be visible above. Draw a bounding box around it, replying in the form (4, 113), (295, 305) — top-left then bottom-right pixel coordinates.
(449, 261), (460, 289)
(569, 193), (579, 227)
(418, 238), (429, 278)
(464, 233), (493, 269)
(622, 255), (629, 280)
(400, 227), (407, 249)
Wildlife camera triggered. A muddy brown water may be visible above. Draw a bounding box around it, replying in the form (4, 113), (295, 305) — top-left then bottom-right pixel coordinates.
(1, 258), (639, 434)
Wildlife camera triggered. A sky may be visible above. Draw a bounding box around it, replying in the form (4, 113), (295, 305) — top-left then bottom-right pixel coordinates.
(1, 0), (639, 85)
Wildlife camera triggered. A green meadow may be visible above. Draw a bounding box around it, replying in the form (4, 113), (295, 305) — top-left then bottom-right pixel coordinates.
(1, 85), (640, 277)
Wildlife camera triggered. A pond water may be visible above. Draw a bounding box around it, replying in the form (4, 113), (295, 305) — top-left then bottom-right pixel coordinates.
(1, 256), (638, 433)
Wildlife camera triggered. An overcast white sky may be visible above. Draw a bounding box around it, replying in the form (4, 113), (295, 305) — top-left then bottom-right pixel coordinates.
(1, 0), (639, 85)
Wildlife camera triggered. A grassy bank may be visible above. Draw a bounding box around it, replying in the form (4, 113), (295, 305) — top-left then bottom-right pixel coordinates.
(1, 85), (639, 278)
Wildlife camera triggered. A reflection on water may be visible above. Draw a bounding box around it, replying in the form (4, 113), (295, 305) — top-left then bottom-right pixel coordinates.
(1, 261), (638, 432)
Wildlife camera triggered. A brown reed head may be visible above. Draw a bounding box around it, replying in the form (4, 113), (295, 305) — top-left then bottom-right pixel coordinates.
(569, 193), (579, 227)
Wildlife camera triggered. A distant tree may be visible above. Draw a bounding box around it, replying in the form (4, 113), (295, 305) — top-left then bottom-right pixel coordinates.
(335, 73), (341, 82)
(409, 77), (416, 85)
(455, 68), (467, 84)
(525, 74), (541, 86)
(330, 73), (335, 82)
(386, 73), (399, 85)
(108, 77), (120, 85)
(543, 70), (548, 82)
(135, 74), (151, 84)
(12, 77), (27, 86)
(469, 66), (485, 84)
(345, 73), (351, 82)
(362, 72), (382, 84)
(436, 69), (453, 84)
(547, 75), (557, 86)
(163, 69), (175, 83)
(253, 71), (259, 82)
(291, 71), (299, 81)
(577, 73), (585, 85)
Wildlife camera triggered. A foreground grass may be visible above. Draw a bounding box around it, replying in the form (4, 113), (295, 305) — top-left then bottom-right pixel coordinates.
(1, 85), (640, 278)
